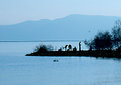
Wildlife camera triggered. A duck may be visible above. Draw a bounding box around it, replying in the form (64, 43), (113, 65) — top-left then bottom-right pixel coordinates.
(53, 59), (59, 62)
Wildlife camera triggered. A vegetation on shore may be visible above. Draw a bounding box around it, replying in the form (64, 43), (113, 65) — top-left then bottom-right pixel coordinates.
(26, 20), (121, 58)
(26, 50), (121, 59)
(84, 20), (121, 51)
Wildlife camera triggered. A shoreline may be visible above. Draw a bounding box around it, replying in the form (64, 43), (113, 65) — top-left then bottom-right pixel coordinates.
(26, 50), (121, 59)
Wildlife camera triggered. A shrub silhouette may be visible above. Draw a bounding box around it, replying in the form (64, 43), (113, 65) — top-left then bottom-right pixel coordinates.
(34, 45), (53, 53)
(112, 20), (121, 49)
(85, 31), (112, 50)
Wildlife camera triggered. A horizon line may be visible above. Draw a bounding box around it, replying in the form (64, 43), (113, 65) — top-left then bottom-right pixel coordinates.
(0, 40), (85, 42)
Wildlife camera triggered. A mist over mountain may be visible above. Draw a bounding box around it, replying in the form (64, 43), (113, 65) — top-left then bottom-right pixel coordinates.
(0, 14), (120, 41)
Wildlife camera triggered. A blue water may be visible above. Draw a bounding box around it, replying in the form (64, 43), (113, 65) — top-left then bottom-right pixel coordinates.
(0, 42), (121, 85)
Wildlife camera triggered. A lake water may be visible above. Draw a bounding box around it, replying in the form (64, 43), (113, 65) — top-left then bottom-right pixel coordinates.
(0, 42), (121, 85)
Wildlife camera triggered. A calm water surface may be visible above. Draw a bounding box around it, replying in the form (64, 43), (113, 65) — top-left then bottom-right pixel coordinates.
(0, 42), (121, 85)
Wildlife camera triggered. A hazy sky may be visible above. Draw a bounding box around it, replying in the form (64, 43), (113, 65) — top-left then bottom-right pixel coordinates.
(0, 0), (121, 25)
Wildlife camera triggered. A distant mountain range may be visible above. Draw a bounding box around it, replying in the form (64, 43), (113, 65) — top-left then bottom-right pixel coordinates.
(0, 14), (120, 41)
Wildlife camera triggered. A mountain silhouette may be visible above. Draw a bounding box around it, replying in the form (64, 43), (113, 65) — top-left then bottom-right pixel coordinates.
(0, 14), (120, 41)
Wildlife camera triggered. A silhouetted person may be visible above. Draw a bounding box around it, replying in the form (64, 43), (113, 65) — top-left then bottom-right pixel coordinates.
(89, 45), (92, 51)
(65, 45), (68, 51)
(79, 42), (81, 51)
(73, 47), (77, 52)
(58, 48), (62, 51)
(68, 44), (72, 51)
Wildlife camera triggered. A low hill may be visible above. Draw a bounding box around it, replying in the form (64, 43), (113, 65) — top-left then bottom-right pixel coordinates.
(0, 14), (120, 41)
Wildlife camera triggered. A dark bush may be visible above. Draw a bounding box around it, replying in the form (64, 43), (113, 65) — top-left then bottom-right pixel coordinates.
(85, 31), (112, 50)
(34, 45), (54, 53)
(111, 20), (121, 49)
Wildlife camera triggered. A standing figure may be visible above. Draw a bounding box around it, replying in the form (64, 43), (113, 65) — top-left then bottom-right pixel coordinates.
(79, 42), (81, 51)
(68, 44), (72, 51)
(89, 45), (92, 51)
(65, 45), (68, 51)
